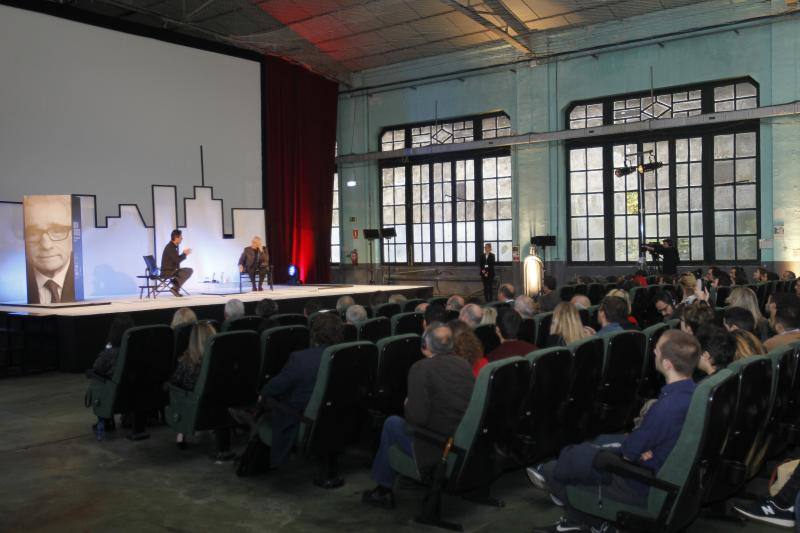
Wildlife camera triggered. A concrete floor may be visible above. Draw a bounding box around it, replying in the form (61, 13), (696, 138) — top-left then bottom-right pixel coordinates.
(0, 373), (784, 533)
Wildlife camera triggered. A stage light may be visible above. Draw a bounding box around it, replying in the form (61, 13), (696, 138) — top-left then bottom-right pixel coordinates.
(614, 165), (636, 177)
(287, 264), (300, 285)
(523, 245), (544, 297)
(637, 161), (664, 174)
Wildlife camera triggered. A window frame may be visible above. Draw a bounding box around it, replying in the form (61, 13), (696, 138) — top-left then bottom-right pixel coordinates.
(378, 111), (513, 266)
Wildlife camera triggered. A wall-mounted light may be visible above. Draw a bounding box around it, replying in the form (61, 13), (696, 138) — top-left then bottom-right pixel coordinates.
(346, 180), (357, 187)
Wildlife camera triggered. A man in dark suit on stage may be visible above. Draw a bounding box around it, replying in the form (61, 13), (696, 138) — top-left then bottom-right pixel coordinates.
(479, 243), (496, 303)
(161, 229), (193, 297)
(24, 195), (76, 304)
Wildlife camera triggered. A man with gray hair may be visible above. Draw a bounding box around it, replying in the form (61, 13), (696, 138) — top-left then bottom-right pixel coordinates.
(224, 298), (245, 320)
(415, 302), (429, 315)
(345, 304), (368, 326)
(459, 303), (484, 329)
(336, 295), (355, 315)
(514, 295), (537, 319)
(362, 323), (474, 509)
(388, 293), (407, 306)
(446, 294), (465, 312)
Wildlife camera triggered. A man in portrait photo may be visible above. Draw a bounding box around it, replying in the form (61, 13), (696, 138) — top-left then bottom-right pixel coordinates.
(24, 195), (76, 304)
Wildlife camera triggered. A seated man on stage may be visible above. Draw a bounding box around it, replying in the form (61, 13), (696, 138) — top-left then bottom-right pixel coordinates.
(160, 229), (193, 297)
(238, 236), (269, 291)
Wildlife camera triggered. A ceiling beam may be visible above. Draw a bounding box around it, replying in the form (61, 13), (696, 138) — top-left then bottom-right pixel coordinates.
(481, 0), (530, 36)
(439, 0), (533, 54)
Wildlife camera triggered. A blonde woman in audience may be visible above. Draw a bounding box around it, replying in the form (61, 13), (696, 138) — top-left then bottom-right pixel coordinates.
(677, 272), (698, 305)
(549, 302), (593, 346)
(726, 287), (770, 341)
(170, 307), (197, 329)
(170, 321), (216, 448)
(481, 306), (498, 326)
(731, 329), (766, 361)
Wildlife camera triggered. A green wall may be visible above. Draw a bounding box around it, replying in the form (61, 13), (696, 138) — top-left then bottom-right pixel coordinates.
(336, 10), (800, 271)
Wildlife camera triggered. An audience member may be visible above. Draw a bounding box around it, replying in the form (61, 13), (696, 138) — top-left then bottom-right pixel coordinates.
(414, 302), (429, 315)
(538, 276), (560, 312)
(345, 304), (368, 326)
(753, 266), (769, 283)
(423, 303), (447, 329)
(224, 298), (245, 320)
(731, 329), (766, 361)
(570, 294), (591, 310)
(632, 269), (648, 287)
(726, 287), (770, 340)
(514, 295), (537, 319)
(446, 294), (465, 312)
(388, 293), (407, 306)
(677, 272), (699, 306)
(782, 271), (797, 282)
(90, 314), (136, 378)
(362, 324), (473, 509)
(695, 324), (735, 378)
(458, 303), (483, 329)
(606, 289), (638, 329)
(734, 462), (800, 528)
(764, 294), (800, 351)
(529, 330), (700, 533)
(549, 302), (592, 346)
(450, 320), (488, 377)
(595, 296), (628, 336)
(170, 321), (216, 391)
(487, 308), (537, 361)
(653, 291), (676, 321)
(335, 295), (355, 315)
(170, 307), (197, 329)
(729, 266), (747, 286)
(723, 306), (756, 333)
(680, 301), (715, 336)
(255, 298), (279, 318)
(497, 283), (515, 303)
(303, 300), (323, 317)
(710, 269), (732, 287)
(481, 306), (498, 326)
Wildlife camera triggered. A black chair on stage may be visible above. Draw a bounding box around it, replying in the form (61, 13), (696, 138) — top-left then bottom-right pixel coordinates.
(238, 265), (274, 293)
(138, 255), (187, 299)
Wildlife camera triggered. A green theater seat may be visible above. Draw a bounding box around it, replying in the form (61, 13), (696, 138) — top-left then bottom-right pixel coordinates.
(259, 325), (309, 386)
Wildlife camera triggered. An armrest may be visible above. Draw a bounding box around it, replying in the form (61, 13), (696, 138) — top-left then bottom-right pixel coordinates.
(165, 382), (192, 397)
(262, 396), (314, 425)
(407, 425), (465, 456)
(592, 450), (679, 494)
(85, 369), (108, 383)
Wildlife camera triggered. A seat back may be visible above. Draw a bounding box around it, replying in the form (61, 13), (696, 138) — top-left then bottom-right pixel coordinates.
(587, 283), (605, 305)
(374, 302), (401, 318)
(265, 313), (308, 328)
(374, 334), (423, 416)
(707, 356), (774, 500)
(107, 325), (175, 415)
(595, 330), (646, 434)
(474, 323), (500, 355)
(486, 300), (512, 310)
(142, 254), (159, 275)
(220, 315), (262, 332)
(357, 317), (391, 343)
(574, 284), (587, 295)
(714, 286), (731, 307)
(448, 357), (530, 491)
(343, 323), (358, 342)
(518, 318), (536, 344)
(512, 347), (572, 464)
(628, 286), (649, 327)
(191, 331), (260, 430)
(445, 309), (460, 321)
(764, 344), (798, 447)
(301, 342), (378, 455)
(403, 299), (424, 312)
(559, 286), (575, 302)
(428, 296), (448, 307)
(533, 312), (553, 347)
(561, 336), (605, 444)
(638, 323), (668, 401)
(639, 370), (738, 531)
(259, 325), (310, 384)
(391, 312), (424, 336)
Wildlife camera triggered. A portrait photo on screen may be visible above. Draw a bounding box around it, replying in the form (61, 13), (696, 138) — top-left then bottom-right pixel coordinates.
(23, 195), (76, 304)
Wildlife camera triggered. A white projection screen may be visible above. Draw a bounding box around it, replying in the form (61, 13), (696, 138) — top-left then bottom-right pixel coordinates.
(0, 4), (262, 232)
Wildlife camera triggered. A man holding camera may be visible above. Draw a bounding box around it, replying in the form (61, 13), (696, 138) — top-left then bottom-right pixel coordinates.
(643, 238), (680, 276)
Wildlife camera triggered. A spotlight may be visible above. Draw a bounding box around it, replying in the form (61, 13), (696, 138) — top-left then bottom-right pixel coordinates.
(614, 165), (637, 177)
(637, 161), (664, 174)
(287, 264), (300, 285)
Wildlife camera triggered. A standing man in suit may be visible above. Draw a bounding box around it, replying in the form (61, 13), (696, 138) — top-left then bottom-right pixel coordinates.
(161, 229), (193, 297)
(24, 195), (75, 304)
(238, 236), (269, 291)
(479, 243), (496, 303)
(643, 238), (679, 276)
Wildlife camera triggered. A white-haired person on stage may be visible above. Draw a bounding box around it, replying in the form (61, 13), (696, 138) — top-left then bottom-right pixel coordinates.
(238, 236), (270, 291)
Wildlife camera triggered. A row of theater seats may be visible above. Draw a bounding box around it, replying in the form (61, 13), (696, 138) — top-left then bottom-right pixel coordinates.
(85, 316), (800, 531)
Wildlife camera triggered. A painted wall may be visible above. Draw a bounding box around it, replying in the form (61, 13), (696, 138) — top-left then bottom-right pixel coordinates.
(335, 5), (800, 280)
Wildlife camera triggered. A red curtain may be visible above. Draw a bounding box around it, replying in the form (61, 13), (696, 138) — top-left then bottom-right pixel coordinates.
(263, 56), (338, 284)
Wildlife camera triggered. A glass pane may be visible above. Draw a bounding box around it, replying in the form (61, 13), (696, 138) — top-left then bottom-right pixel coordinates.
(737, 236), (757, 260)
(736, 185), (756, 208)
(587, 193), (604, 216)
(715, 236), (735, 260)
(736, 132), (756, 157)
(689, 188), (703, 211)
(570, 149), (586, 170)
(497, 177), (512, 197)
(715, 211), (734, 234)
(715, 85), (734, 101)
(483, 158), (497, 178)
(689, 163), (702, 186)
(614, 240), (626, 261)
(736, 210), (757, 234)
(572, 240), (588, 262)
(587, 170), (603, 192)
(735, 159), (756, 182)
(714, 186), (734, 209)
(714, 160), (734, 184)
(572, 217), (587, 239)
(571, 196), (586, 216)
(589, 240), (605, 261)
(714, 135), (734, 159)
(588, 217), (604, 238)
(691, 212), (703, 234)
(483, 179), (497, 199)
(497, 156), (511, 177)
(587, 147), (603, 170)
(676, 164), (688, 187)
(677, 213), (689, 235)
(677, 238), (690, 260)
(691, 238), (704, 260)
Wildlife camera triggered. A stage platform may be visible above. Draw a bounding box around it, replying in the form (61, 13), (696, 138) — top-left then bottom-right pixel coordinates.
(0, 283), (432, 374)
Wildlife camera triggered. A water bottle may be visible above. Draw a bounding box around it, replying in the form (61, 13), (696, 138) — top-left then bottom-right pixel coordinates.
(95, 418), (105, 441)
